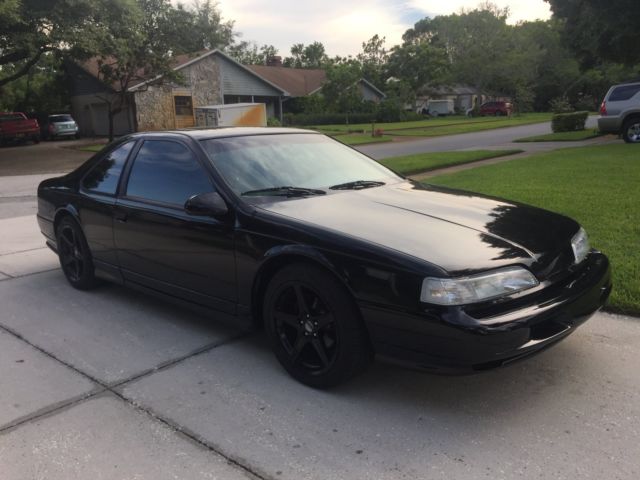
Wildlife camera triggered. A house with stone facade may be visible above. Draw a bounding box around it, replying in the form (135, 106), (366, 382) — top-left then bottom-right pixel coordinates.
(248, 58), (386, 112)
(67, 50), (288, 137)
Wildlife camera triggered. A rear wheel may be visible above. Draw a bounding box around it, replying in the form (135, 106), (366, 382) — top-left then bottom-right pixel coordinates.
(622, 117), (640, 143)
(56, 217), (99, 290)
(264, 263), (372, 388)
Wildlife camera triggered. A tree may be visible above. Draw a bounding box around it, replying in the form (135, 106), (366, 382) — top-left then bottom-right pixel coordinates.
(109, 0), (236, 139)
(283, 42), (328, 69)
(545, 0), (640, 66)
(0, 54), (70, 112)
(515, 20), (580, 111)
(357, 35), (388, 87)
(321, 61), (365, 117)
(0, 0), (102, 87)
(227, 42), (278, 65)
(89, 0), (235, 140)
(386, 41), (449, 98)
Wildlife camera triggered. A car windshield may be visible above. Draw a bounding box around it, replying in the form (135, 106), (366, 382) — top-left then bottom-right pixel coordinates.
(200, 133), (400, 196)
(49, 115), (74, 123)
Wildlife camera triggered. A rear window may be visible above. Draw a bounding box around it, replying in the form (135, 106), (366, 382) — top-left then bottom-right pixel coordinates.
(49, 114), (74, 123)
(609, 84), (640, 102)
(0, 114), (24, 122)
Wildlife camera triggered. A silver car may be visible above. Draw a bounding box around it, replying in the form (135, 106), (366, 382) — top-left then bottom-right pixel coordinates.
(598, 81), (640, 143)
(45, 114), (79, 140)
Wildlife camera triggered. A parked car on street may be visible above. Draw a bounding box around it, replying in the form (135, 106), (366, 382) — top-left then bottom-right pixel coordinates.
(0, 112), (40, 145)
(37, 128), (611, 387)
(424, 99), (455, 117)
(42, 114), (80, 140)
(598, 81), (640, 143)
(479, 101), (512, 116)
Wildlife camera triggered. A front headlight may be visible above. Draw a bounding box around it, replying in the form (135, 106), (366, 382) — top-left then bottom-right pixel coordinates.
(571, 227), (590, 264)
(420, 266), (539, 306)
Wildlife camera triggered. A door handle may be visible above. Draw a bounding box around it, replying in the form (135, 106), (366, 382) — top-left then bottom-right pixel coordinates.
(115, 212), (128, 223)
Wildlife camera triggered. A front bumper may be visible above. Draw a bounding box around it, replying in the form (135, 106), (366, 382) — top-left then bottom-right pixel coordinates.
(362, 252), (611, 372)
(52, 128), (78, 137)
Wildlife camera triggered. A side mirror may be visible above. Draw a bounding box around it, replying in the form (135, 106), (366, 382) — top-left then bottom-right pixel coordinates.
(184, 192), (228, 217)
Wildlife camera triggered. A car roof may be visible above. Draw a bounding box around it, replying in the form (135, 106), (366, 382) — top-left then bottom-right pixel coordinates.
(127, 127), (319, 141)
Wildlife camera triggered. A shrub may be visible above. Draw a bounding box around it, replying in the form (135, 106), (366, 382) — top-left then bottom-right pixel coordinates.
(283, 112), (376, 126)
(552, 111), (589, 132)
(549, 96), (573, 114)
(267, 117), (281, 127)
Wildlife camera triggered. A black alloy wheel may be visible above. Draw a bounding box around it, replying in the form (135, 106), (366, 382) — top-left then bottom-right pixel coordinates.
(56, 217), (98, 290)
(264, 263), (371, 388)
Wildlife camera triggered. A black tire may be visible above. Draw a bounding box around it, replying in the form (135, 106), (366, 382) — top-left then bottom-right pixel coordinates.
(55, 217), (99, 290)
(622, 117), (640, 144)
(32, 135), (40, 144)
(264, 263), (372, 388)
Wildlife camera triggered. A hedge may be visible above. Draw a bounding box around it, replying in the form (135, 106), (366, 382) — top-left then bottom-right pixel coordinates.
(283, 112), (376, 126)
(551, 111), (589, 133)
(283, 110), (425, 127)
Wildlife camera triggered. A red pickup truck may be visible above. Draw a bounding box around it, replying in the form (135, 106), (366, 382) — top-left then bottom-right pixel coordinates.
(0, 112), (40, 145)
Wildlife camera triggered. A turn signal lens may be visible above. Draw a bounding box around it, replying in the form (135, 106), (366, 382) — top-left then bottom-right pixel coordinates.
(571, 227), (590, 264)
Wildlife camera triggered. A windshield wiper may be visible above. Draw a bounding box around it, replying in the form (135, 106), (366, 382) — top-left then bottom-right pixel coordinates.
(329, 180), (386, 190)
(241, 186), (326, 197)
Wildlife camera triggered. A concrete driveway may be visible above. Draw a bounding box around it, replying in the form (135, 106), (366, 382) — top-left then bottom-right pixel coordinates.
(0, 138), (94, 176)
(0, 197), (639, 479)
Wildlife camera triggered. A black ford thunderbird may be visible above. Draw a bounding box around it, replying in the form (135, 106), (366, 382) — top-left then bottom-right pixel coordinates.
(37, 128), (612, 387)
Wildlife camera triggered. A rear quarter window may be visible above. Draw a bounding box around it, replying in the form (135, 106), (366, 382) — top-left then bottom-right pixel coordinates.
(83, 141), (135, 195)
(609, 84), (640, 102)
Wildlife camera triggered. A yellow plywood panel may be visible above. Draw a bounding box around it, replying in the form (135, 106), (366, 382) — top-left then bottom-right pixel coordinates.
(175, 114), (195, 129)
(235, 105), (266, 127)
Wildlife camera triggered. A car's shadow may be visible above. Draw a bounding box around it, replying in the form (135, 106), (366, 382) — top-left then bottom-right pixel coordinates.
(20, 271), (600, 417)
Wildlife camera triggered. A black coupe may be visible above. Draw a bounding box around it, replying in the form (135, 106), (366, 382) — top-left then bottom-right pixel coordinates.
(37, 128), (612, 387)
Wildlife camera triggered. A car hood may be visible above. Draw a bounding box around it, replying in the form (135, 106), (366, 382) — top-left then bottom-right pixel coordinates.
(255, 181), (579, 277)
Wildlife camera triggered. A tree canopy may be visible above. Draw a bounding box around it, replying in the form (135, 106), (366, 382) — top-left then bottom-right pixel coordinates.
(545, 0), (640, 66)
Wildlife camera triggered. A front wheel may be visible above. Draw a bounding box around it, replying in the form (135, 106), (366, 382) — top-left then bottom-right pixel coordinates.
(56, 217), (99, 290)
(622, 117), (640, 143)
(264, 263), (372, 388)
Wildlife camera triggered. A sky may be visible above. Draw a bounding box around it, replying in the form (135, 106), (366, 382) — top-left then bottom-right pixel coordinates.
(213, 0), (553, 57)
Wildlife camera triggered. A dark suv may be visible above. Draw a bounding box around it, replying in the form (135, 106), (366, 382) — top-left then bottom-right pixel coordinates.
(598, 81), (640, 143)
(479, 101), (512, 116)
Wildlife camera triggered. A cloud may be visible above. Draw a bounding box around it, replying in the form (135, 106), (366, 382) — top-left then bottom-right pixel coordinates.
(407, 0), (551, 24)
(209, 0), (552, 56)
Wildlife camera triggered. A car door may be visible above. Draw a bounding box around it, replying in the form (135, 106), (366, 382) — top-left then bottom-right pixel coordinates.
(78, 139), (138, 281)
(113, 138), (237, 313)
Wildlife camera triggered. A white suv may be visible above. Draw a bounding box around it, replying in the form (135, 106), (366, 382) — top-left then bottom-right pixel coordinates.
(598, 81), (640, 143)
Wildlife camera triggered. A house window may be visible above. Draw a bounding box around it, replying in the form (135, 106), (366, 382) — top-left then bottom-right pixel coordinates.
(174, 96), (193, 116)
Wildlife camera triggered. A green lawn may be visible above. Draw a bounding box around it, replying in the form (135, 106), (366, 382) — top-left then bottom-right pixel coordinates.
(333, 134), (392, 146)
(515, 129), (603, 142)
(379, 149), (522, 175)
(312, 113), (552, 136)
(427, 143), (640, 315)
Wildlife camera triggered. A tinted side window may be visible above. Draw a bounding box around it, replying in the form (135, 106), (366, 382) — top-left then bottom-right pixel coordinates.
(125, 140), (213, 206)
(83, 141), (135, 195)
(609, 84), (640, 102)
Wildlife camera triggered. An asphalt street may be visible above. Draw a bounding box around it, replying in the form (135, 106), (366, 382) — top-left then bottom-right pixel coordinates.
(0, 123), (638, 479)
(358, 116), (600, 159)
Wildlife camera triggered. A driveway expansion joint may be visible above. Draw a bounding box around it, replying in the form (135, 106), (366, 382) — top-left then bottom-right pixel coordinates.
(0, 320), (264, 478)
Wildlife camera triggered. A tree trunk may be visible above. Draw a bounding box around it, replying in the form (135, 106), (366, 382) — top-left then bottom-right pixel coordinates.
(108, 109), (114, 142)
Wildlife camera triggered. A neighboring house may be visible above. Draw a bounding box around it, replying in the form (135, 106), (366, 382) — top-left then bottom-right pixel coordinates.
(415, 84), (512, 113)
(67, 50), (288, 137)
(248, 58), (386, 111)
